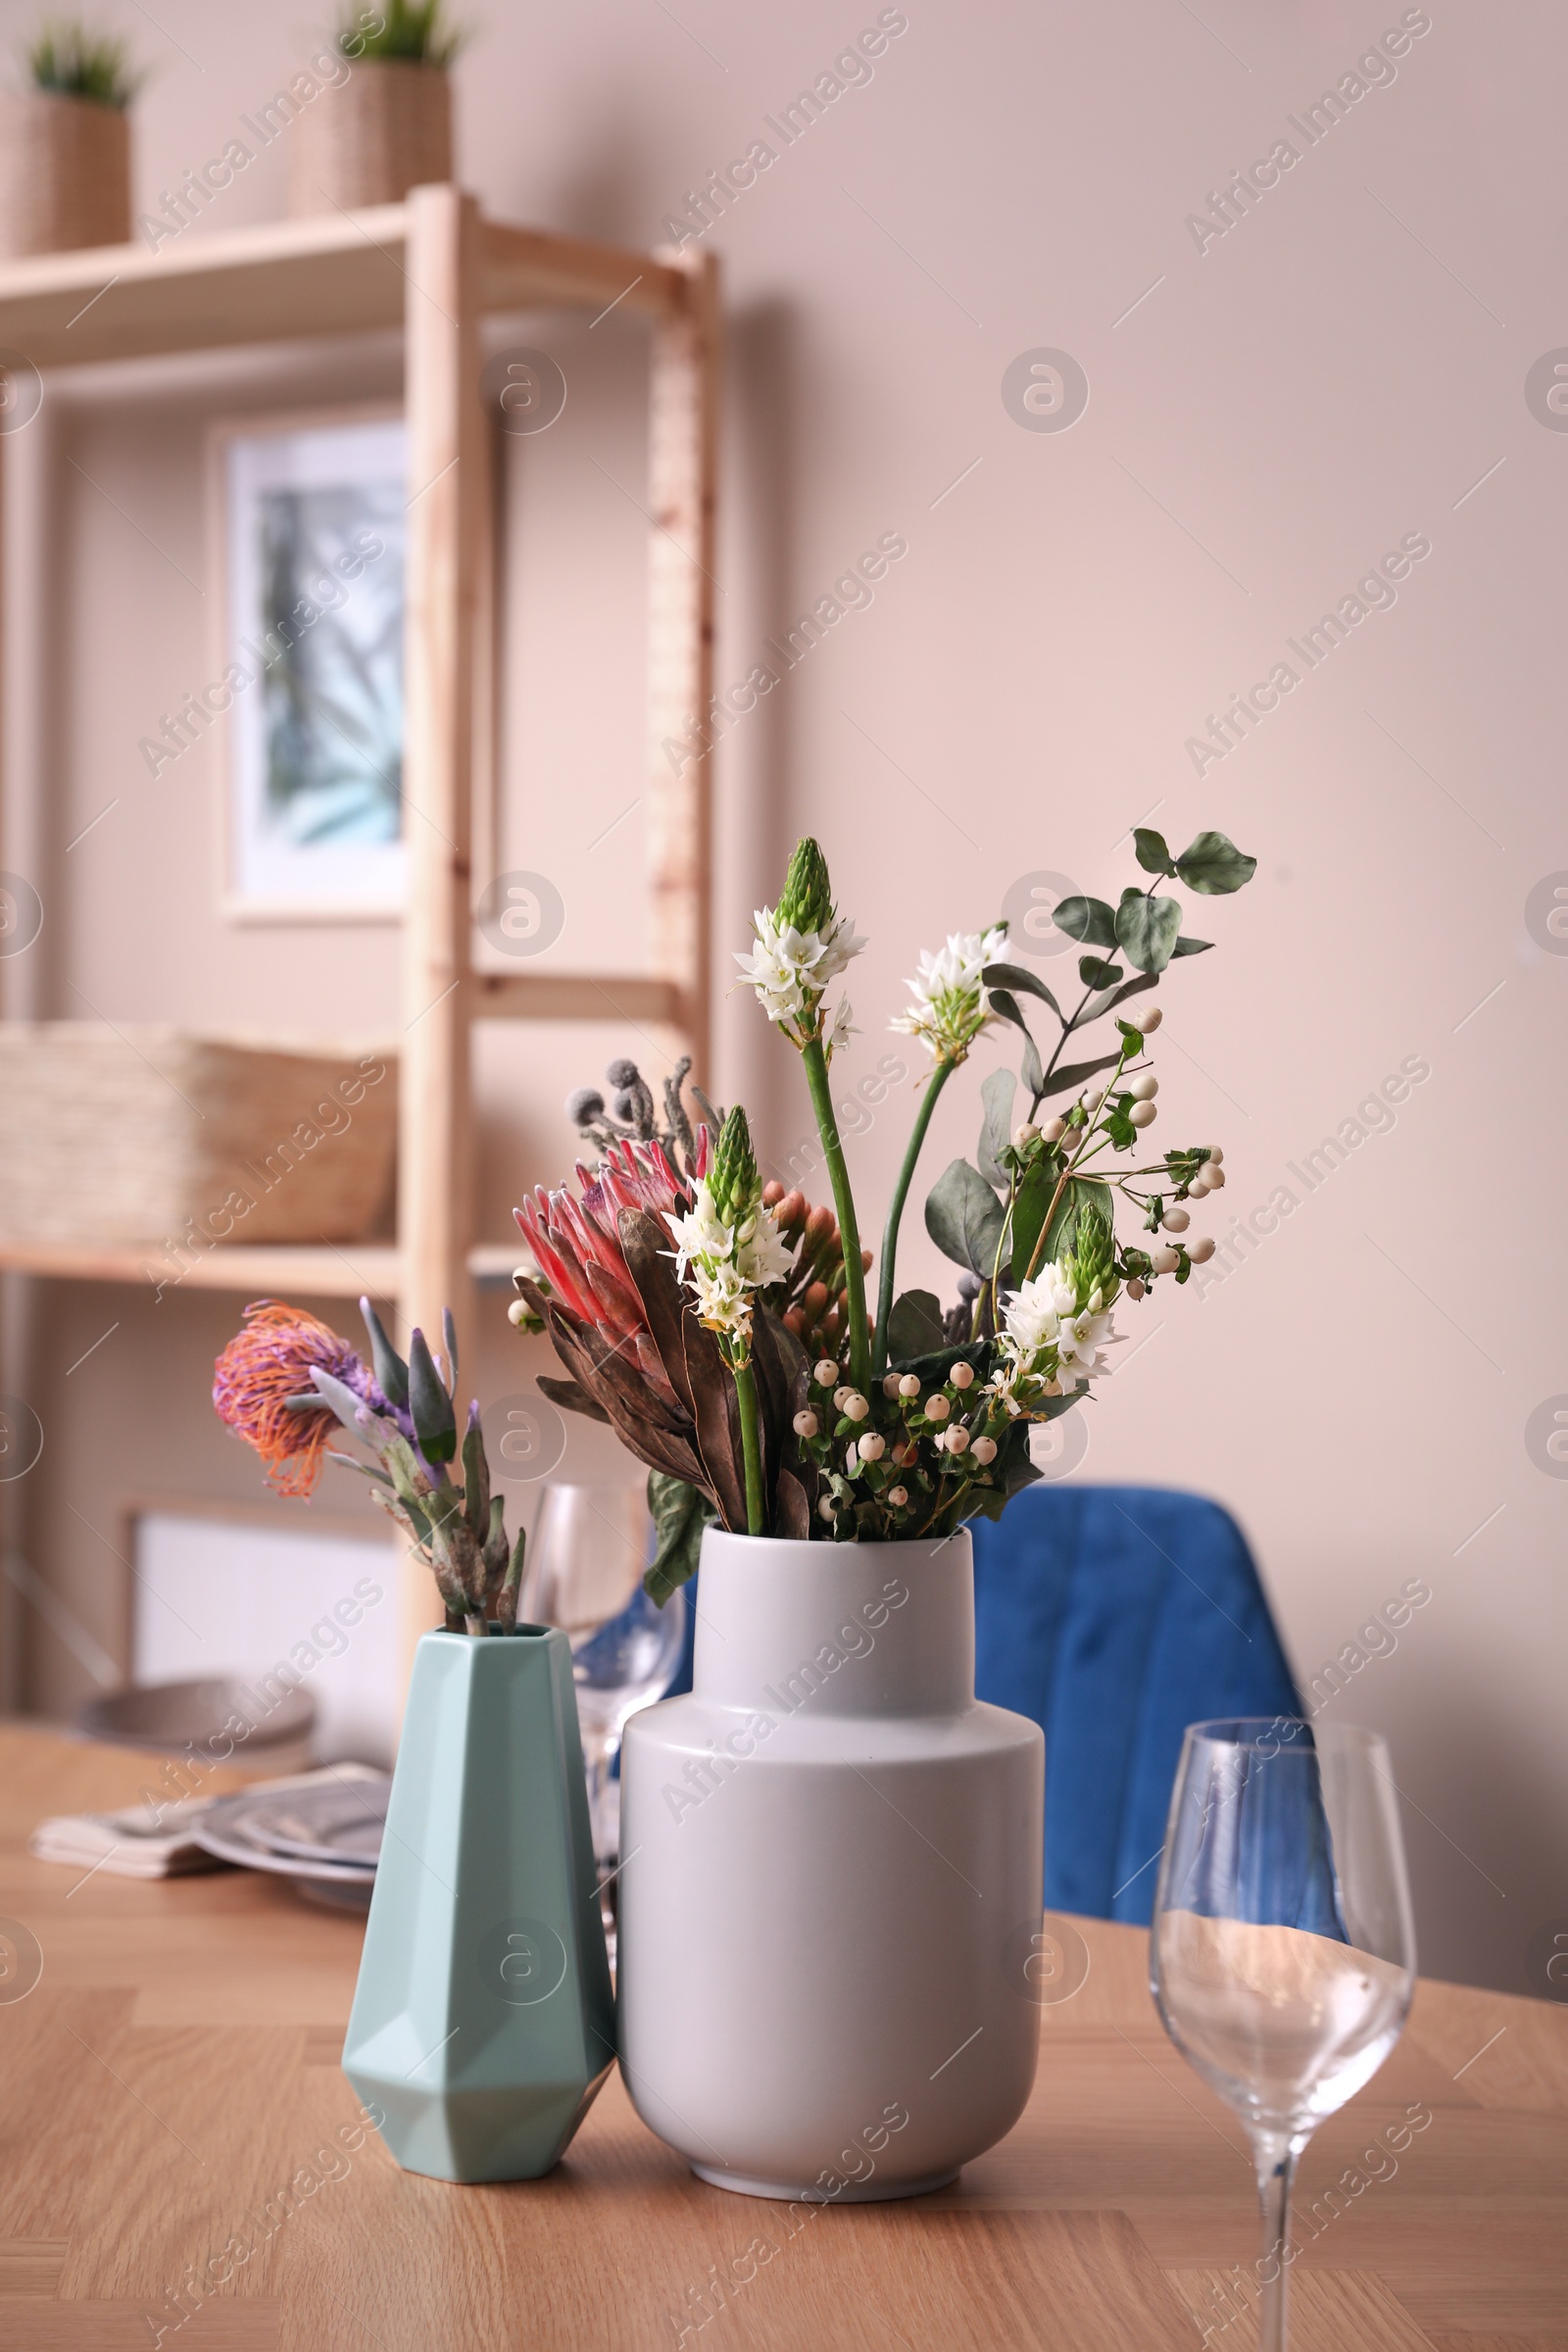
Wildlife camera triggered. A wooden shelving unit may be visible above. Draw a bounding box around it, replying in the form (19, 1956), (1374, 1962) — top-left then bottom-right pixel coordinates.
(0, 188), (717, 1679)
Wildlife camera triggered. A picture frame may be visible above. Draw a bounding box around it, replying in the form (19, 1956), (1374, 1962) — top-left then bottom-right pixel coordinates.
(207, 404), (408, 921)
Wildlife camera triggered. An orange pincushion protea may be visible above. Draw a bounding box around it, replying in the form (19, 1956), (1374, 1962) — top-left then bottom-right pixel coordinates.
(213, 1299), (376, 1497)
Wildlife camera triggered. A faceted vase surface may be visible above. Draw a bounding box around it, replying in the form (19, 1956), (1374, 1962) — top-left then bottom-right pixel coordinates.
(342, 1625), (615, 2183)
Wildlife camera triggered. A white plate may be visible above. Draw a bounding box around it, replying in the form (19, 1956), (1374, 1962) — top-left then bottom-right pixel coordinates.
(240, 1784), (386, 1868)
(193, 1769), (388, 1895)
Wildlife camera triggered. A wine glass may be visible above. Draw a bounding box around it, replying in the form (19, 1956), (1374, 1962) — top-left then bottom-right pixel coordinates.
(1151, 1718), (1415, 2352)
(524, 1484), (686, 1946)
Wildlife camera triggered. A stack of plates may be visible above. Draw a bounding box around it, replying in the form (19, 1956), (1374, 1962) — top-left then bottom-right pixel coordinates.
(193, 1768), (390, 1911)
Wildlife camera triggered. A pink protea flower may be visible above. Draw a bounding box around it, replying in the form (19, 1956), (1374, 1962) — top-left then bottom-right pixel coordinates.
(514, 1135), (708, 1397)
(213, 1300), (378, 1497)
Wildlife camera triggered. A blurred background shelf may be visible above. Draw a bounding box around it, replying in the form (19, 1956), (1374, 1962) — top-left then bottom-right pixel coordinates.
(0, 1240), (521, 1293)
(0, 185), (717, 1693)
(0, 203), (689, 369)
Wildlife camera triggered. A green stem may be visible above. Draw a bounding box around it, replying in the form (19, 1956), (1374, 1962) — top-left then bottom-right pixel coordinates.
(733, 1358), (766, 1535)
(1020, 1038), (1135, 1288)
(984, 1173), (1020, 1338)
(873, 1058), (956, 1377)
(1031, 977), (1096, 1109)
(801, 1034), (872, 1394)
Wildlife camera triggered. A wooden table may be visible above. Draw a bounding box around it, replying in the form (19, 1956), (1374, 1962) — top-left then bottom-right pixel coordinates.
(0, 1725), (1562, 2350)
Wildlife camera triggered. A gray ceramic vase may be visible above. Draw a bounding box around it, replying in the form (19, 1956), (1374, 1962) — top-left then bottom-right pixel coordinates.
(618, 1529), (1044, 2200)
(342, 1625), (615, 2182)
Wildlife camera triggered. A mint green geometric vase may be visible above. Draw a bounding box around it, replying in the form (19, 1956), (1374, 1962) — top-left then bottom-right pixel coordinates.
(342, 1625), (615, 2182)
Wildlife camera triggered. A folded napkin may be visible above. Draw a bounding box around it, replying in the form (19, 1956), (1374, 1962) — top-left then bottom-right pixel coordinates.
(30, 1791), (228, 1879)
(28, 1763), (379, 1881)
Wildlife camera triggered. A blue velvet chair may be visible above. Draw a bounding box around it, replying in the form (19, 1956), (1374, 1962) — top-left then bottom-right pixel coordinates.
(662, 1483), (1298, 1929)
(970, 1484), (1299, 1924)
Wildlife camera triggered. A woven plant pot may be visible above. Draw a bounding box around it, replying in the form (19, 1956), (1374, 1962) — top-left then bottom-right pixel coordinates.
(288, 59), (452, 216)
(0, 90), (130, 260)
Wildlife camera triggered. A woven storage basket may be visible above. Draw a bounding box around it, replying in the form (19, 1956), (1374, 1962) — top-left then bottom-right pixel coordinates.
(288, 60), (452, 215)
(0, 1027), (397, 1248)
(0, 91), (130, 259)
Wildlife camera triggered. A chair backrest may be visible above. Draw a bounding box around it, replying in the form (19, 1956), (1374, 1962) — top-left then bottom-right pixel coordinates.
(971, 1484), (1299, 1924)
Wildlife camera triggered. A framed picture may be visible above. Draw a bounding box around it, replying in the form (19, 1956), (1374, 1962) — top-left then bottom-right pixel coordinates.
(209, 406), (407, 919)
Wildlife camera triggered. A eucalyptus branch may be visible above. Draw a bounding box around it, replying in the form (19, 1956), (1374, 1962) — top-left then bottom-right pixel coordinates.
(1021, 1034), (1137, 1287)
(1029, 977), (1097, 1113)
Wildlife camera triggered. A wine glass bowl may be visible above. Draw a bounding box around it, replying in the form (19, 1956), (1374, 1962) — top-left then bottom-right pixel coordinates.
(523, 1483), (686, 1904)
(1152, 1717), (1415, 2349)
(1153, 1905), (1412, 2134)
(524, 1483), (653, 1642)
(571, 1588), (688, 1766)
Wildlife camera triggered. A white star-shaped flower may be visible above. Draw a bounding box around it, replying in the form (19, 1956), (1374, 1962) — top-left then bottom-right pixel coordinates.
(663, 1181), (734, 1278)
(734, 906), (867, 1043)
(686, 1258), (755, 1341)
(890, 925), (1008, 1061)
(735, 1205), (792, 1287)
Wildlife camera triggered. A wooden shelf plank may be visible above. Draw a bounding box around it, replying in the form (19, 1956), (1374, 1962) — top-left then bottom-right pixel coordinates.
(0, 1239), (524, 1294)
(0, 205), (413, 368)
(0, 1239), (400, 1295)
(480, 220), (686, 319)
(0, 205), (687, 373)
(470, 970), (688, 1024)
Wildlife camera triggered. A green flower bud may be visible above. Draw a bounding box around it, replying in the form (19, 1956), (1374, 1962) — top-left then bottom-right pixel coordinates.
(1070, 1205), (1115, 1309)
(709, 1103), (759, 1228)
(776, 837), (834, 936)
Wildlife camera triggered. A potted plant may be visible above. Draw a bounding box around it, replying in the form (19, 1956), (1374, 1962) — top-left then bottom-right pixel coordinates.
(289, 2), (460, 217)
(212, 1298), (614, 2183)
(0, 22), (139, 260)
(515, 828), (1255, 2199)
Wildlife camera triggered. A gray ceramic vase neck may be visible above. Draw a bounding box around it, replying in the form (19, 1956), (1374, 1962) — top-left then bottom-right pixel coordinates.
(692, 1528), (973, 1715)
(342, 1625), (615, 2183)
(618, 1528), (1045, 2202)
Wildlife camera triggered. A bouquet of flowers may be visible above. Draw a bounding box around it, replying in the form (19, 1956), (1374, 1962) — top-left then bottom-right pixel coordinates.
(514, 826), (1255, 1597)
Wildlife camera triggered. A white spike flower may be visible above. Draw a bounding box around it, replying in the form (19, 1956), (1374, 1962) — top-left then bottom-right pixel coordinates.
(824, 994), (858, 1062)
(734, 906), (867, 1047)
(664, 1175), (789, 1354)
(890, 925), (1009, 1063)
(664, 1181), (734, 1279)
(733, 1207), (792, 1287)
(987, 1255), (1118, 1410)
(684, 1257), (755, 1345)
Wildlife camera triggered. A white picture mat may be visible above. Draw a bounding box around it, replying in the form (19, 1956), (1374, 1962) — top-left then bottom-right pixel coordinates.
(132, 1512), (400, 1765)
(220, 413), (408, 914)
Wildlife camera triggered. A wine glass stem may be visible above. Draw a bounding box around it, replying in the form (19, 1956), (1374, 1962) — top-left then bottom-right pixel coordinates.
(1251, 2129), (1302, 2352)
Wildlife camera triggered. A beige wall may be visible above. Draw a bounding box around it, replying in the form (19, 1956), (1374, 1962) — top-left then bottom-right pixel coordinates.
(0, 0), (1561, 1995)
